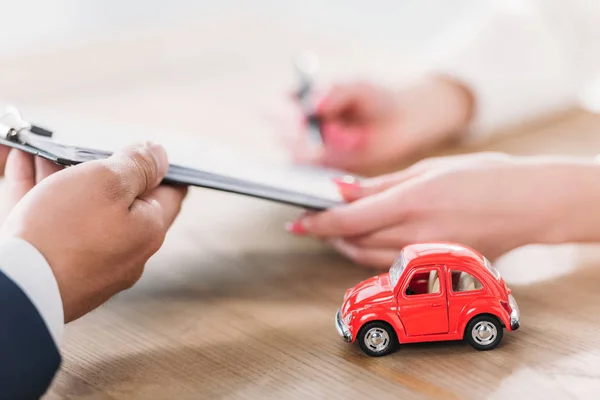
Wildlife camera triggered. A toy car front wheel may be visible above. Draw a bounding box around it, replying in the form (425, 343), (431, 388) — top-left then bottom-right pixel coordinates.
(465, 315), (503, 351)
(358, 322), (398, 357)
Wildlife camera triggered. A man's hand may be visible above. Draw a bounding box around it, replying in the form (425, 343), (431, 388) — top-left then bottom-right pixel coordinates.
(0, 142), (187, 322)
(0, 145), (9, 175)
(0, 149), (63, 223)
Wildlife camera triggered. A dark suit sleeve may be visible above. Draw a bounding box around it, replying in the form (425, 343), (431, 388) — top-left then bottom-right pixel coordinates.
(0, 270), (61, 400)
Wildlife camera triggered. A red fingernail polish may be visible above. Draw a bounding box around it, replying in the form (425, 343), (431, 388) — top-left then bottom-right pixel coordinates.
(333, 175), (360, 195)
(285, 220), (306, 235)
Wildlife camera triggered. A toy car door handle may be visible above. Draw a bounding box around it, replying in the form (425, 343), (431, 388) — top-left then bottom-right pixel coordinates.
(430, 303), (442, 307)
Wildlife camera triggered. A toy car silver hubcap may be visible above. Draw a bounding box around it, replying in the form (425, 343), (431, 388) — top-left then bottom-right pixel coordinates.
(472, 321), (497, 346)
(364, 327), (390, 352)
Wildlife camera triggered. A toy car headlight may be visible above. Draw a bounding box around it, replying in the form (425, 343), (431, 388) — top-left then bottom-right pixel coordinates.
(345, 312), (353, 324)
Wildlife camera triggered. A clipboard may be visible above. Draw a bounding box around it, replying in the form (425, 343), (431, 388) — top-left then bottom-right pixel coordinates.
(0, 106), (349, 210)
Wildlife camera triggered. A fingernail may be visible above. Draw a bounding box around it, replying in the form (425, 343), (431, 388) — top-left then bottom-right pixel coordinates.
(333, 175), (361, 198)
(285, 220), (307, 235)
(138, 141), (168, 185)
(333, 175), (360, 190)
(145, 141), (168, 169)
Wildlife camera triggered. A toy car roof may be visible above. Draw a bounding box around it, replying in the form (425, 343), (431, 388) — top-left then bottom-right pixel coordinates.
(401, 242), (485, 267)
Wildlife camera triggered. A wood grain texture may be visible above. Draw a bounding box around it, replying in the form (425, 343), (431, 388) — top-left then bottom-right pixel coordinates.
(2, 15), (600, 400)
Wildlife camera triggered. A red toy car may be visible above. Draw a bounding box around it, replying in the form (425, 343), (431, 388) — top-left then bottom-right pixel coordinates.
(335, 242), (520, 357)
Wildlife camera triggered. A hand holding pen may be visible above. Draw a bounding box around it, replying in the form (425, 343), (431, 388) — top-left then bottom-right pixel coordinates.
(289, 54), (475, 175)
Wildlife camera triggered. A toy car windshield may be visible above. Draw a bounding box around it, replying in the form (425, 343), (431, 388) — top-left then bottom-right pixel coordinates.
(389, 251), (406, 287)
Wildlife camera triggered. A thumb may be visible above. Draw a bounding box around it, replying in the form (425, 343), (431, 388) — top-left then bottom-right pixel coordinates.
(317, 81), (375, 120)
(317, 84), (356, 118)
(332, 160), (437, 202)
(332, 171), (409, 202)
(103, 141), (169, 202)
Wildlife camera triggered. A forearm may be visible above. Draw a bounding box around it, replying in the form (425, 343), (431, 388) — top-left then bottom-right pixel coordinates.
(526, 158), (600, 245)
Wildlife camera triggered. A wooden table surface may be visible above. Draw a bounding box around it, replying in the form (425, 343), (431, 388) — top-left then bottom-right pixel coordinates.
(2, 15), (600, 400)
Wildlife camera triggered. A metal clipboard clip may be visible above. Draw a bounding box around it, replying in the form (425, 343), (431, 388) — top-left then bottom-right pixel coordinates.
(0, 105), (53, 144)
(0, 105), (67, 165)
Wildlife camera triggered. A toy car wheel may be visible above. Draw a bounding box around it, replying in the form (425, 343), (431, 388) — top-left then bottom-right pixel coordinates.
(358, 322), (397, 357)
(465, 315), (503, 351)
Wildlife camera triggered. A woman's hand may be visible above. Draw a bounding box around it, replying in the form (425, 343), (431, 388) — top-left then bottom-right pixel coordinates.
(287, 76), (475, 175)
(286, 152), (600, 268)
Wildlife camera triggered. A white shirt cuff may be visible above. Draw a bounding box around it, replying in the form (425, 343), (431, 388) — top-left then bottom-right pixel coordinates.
(0, 237), (64, 347)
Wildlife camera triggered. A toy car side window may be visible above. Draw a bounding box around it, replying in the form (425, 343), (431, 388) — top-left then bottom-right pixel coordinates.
(450, 270), (483, 293)
(404, 267), (441, 296)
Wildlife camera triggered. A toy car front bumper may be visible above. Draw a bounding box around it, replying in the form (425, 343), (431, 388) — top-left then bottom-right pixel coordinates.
(335, 308), (352, 342)
(509, 294), (520, 330)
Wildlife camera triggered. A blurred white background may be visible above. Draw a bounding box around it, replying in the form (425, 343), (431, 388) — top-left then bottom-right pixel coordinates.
(0, 0), (481, 157)
(0, 0), (476, 58)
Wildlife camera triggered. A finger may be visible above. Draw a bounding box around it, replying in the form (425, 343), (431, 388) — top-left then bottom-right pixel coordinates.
(0, 149), (36, 218)
(287, 185), (411, 237)
(103, 141), (169, 203)
(341, 168), (423, 201)
(330, 159), (440, 202)
(330, 170), (414, 202)
(137, 184), (188, 229)
(321, 122), (368, 153)
(326, 238), (399, 269)
(35, 157), (63, 183)
(127, 184), (188, 255)
(317, 84), (360, 118)
(0, 145), (9, 176)
(328, 152), (512, 213)
(300, 117), (368, 167)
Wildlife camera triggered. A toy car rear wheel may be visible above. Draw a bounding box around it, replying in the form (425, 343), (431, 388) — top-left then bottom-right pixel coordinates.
(465, 315), (503, 351)
(358, 322), (398, 357)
